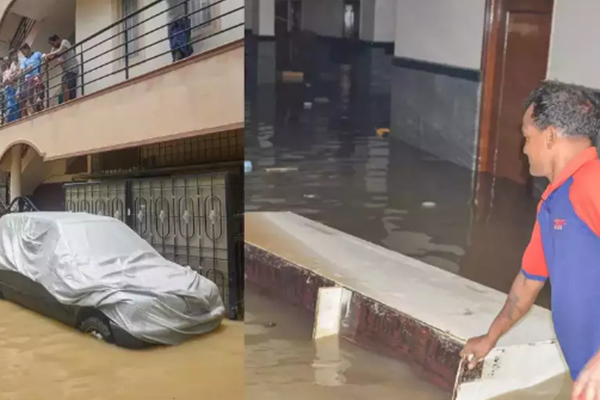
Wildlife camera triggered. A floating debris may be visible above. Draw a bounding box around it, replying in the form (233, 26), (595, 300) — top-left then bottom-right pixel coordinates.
(265, 167), (299, 173)
(244, 160), (253, 173)
(421, 201), (436, 209)
(376, 127), (390, 137)
(281, 71), (304, 83)
(303, 102), (313, 109)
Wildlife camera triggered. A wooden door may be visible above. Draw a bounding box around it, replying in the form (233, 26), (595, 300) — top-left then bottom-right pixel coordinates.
(478, 0), (553, 185)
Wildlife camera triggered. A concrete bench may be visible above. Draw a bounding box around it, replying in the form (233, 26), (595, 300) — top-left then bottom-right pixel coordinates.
(245, 211), (569, 399)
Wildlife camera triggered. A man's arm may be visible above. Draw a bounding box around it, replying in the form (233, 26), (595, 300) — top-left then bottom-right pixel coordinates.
(46, 41), (70, 61)
(461, 218), (548, 367)
(487, 272), (544, 343)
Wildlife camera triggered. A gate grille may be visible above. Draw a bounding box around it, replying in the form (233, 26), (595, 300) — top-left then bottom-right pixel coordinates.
(63, 171), (242, 318)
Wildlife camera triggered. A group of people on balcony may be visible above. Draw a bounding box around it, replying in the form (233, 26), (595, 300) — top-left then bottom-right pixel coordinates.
(0, 34), (79, 124)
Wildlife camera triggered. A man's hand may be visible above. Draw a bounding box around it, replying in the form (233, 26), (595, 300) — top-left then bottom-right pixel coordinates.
(573, 352), (600, 400)
(460, 334), (497, 370)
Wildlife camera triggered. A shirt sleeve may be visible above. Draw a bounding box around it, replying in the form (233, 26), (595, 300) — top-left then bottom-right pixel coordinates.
(521, 220), (549, 281)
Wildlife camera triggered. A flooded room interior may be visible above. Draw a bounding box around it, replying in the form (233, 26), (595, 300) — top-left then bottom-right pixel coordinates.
(244, 0), (599, 399)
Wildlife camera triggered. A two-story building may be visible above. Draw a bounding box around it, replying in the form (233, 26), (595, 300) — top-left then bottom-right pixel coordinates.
(0, 0), (244, 318)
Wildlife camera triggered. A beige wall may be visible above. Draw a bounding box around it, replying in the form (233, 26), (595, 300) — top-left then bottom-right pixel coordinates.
(75, 0), (243, 95)
(196, 0), (244, 53)
(546, 1), (600, 89)
(0, 41), (243, 161)
(394, 0), (485, 69)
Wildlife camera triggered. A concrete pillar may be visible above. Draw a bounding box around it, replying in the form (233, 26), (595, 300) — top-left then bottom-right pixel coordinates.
(252, 0), (275, 37)
(10, 144), (22, 201)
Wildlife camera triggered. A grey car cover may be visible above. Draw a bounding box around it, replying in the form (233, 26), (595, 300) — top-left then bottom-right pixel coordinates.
(0, 212), (225, 345)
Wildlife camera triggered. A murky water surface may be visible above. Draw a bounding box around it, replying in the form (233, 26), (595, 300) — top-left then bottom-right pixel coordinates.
(245, 34), (550, 307)
(245, 286), (449, 400)
(0, 300), (243, 400)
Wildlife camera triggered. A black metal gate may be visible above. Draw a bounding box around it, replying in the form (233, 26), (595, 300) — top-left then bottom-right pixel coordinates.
(63, 171), (243, 319)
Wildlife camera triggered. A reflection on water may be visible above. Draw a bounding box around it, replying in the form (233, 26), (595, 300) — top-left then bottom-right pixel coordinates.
(245, 33), (550, 308)
(0, 300), (243, 400)
(245, 286), (448, 400)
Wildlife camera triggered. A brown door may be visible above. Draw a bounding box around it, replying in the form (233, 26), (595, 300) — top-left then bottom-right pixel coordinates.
(478, 0), (553, 185)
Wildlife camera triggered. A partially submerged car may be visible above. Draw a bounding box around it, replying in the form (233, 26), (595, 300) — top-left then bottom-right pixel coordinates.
(0, 212), (225, 348)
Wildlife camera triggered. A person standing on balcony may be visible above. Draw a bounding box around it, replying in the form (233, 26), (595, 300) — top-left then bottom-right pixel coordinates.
(18, 43), (44, 116)
(166, 0), (194, 62)
(44, 35), (79, 103)
(1, 52), (21, 123)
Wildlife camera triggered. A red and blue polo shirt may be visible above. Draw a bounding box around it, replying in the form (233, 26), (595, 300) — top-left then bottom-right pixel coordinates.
(522, 146), (600, 379)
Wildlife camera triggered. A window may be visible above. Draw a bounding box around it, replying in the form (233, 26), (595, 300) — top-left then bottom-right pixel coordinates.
(189, 0), (213, 37)
(121, 0), (140, 57)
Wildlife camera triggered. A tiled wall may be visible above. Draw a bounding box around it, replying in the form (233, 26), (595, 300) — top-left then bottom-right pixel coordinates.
(390, 63), (481, 170)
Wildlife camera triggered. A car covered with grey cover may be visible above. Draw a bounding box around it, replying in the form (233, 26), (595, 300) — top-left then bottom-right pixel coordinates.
(0, 212), (225, 348)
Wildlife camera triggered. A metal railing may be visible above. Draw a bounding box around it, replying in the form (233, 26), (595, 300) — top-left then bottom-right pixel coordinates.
(0, 196), (38, 217)
(0, 0), (243, 125)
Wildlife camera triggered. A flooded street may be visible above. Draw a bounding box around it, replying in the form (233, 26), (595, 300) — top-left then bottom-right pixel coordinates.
(245, 286), (448, 400)
(244, 34), (550, 307)
(0, 300), (243, 400)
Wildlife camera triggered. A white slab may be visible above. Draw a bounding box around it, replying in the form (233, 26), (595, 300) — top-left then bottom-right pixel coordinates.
(313, 287), (350, 340)
(246, 211), (555, 346)
(245, 211), (570, 397)
(455, 342), (569, 400)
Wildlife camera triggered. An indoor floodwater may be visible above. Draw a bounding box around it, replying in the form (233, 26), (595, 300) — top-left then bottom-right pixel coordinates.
(245, 286), (449, 400)
(0, 300), (243, 400)
(245, 33), (552, 308)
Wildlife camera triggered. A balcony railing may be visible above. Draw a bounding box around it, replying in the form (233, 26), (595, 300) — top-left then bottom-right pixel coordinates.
(0, 0), (243, 126)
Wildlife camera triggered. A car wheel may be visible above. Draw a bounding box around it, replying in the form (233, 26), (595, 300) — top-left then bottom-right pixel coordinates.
(78, 316), (113, 342)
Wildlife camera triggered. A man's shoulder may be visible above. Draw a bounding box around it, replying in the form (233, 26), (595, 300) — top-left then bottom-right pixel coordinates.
(571, 158), (600, 197)
(574, 157), (600, 182)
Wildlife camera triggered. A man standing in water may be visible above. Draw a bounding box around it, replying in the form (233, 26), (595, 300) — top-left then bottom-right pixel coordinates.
(461, 81), (600, 399)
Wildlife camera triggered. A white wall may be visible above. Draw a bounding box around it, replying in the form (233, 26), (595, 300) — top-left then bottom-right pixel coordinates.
(75, 0), (242, 95)
(359, 0), (375, 42)
(394, 0), (485, 69)
(245, 0), (253, 30)
(547, 0), (600, 89)
(373, 0), (394, 42)
(302, 0), (344, 38)
(251, 0), (273, 36)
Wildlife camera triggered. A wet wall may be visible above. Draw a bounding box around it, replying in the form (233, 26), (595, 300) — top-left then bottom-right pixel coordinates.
(391, 59), (481, 170)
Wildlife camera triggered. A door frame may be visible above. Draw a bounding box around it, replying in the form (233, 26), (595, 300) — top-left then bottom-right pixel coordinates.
(476, 0), (554, 174)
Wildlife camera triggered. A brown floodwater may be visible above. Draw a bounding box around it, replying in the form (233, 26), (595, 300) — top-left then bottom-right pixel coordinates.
(245, 286), (449, 400)
(0, 300), (243, 400)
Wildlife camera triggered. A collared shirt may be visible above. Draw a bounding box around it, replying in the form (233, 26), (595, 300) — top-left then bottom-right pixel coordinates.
(20, 51), (43, 78)
(521, 146), (600, 379)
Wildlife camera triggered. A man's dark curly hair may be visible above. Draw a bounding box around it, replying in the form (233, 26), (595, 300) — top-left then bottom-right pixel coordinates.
(525, 80), (600, 142)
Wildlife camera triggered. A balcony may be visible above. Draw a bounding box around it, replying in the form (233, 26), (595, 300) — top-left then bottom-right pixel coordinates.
(0, 0), (244, 161)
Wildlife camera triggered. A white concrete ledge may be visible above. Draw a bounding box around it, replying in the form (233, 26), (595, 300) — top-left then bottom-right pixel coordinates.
(245, 211), (569, 399)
